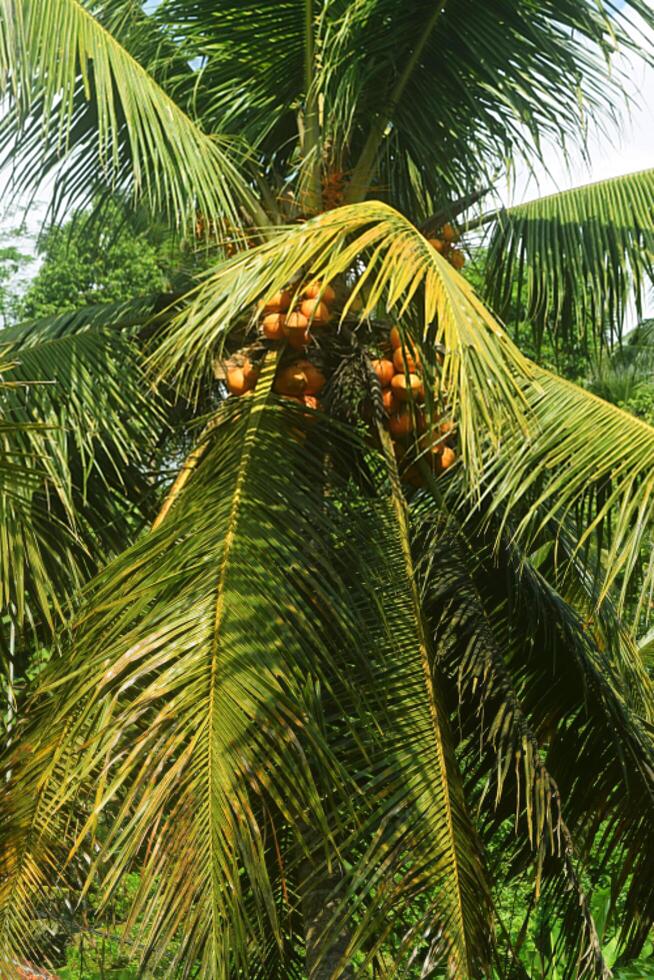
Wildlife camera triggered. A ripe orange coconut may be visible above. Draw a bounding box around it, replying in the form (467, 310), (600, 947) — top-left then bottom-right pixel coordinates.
(427, 237), (446, 253)
(388, 406), (424, 439)
(389, 326), (402, 349)
(242, 358), (260, 387)
(261, 312), (287, 340)
(449, 248), (465, 270)
(391, 372), (424, 402)
(440, 445), (457, 470)
(303, 281), (337, 305)
(274, 359), (325, 397)
(441, 222), (460, 243)
(260, 289), (292, 314)
(371, 358), (395, 387)
(299, 298), (331, 324)
(226, 366), (249, 396)
(393, 346), (420, 373)
(284, 311), (311, 349)
(381, 387), (398, 412)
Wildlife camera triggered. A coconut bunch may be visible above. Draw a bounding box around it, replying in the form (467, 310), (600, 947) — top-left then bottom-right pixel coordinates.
(371, 326), (456, 487)
(223, 280), (457, 486)
(223, 280), (336, 413)
(426, 222), (466, 270)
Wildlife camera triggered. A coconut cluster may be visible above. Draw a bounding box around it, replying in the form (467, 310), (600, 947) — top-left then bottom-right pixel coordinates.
(427, 222), (465, 270)
(224, 278), (457, 488)
(371, 327), (456, 487)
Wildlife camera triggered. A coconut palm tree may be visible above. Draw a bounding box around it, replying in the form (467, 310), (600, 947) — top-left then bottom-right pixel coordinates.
(1, 1), (654, 976)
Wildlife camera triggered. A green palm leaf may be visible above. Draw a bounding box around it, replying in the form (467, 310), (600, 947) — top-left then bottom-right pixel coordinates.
(153, 200), (654, 616)
(0, 317), (168, 632)
(153, 201), (535, 483)
(0, 0), (258, 229)
(415, 489), (654, 970)
(0, 391), (495, 976)
(481, 169), (654, 346)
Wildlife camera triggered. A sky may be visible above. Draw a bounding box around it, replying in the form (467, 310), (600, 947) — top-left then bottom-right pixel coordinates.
(2, 7), (653, 318)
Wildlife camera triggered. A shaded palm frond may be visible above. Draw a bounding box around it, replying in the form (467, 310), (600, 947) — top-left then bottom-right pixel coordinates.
(328, 0), (653, 213)
(159, 0), (308, 171)
(0, 323), (168, 631)
(0, 0), (258, 230)
(415, 489), (654, 968)
(482, 169), (654, 347)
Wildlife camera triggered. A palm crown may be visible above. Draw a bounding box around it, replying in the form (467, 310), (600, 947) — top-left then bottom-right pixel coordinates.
(1, 1), (654, 977)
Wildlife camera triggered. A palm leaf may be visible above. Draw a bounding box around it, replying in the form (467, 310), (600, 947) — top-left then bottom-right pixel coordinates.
(481, 169), (654, 347)
(0, 0), (258, 230)
(328, 0), (653, 213)
(0, 318), (168, 632)
(415, 489), (654, 970)
(0, 391), (496, 975)
(154, 201), (654, 618)
(153, 201), (536, 484)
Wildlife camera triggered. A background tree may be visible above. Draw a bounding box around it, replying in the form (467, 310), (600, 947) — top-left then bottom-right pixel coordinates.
(18, 204), (169, 320)
(0, 1), (653, 978)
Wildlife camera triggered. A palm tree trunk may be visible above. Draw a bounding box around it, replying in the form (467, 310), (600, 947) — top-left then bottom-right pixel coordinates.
(300, 842), (354, 980)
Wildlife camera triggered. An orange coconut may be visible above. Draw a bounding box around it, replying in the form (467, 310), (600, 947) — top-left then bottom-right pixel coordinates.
(441, 222), (460, 243)
(299, 298), (331, 325)
(449, 248), (465, 270)
(381, 387), (398, 412)
(261, 312), (287, 341)
(303, 281), (337, 305)
(371, 358), (395, 387)
(391, 372), (424, 402)
(393, 345), (420, 373)
(388, 406), (420, 439)
(283, 311), (311, 349)
(259, 289), (292, 314)
(226, 366), (249, 396)
(439, 445), (457, 470)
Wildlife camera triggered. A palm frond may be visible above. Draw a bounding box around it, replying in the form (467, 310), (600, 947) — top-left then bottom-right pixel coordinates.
(0, 320), (168, 631)
(481, 366), (654, 623)
(0, 0), (258, 230)
(338, 428), (493, 976)
(154, 202), (654, 619)
(481, 169), (654, 347)
(153, 201), (536, 484)
(415, 490), (654, 970)
(0, 392), (496, 976)
(326, 0), (653, 214)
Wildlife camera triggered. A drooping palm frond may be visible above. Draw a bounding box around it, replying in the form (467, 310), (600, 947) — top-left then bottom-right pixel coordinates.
(0, 384), (496, 977)
(0, 317), (168, 633)
(480, 366), (654, 623)
(414, 486), (654, 971)
(153, 201), (536, 482)
(481, 169), (654, 348)
(152, 201), (654, 618)
(0, 0), (259, 230)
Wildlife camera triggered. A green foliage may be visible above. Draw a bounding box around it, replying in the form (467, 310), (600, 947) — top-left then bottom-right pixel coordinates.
(0, 240), (32, 325)
(1, 1), (654, 977)
(19, 208), (167, 320)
